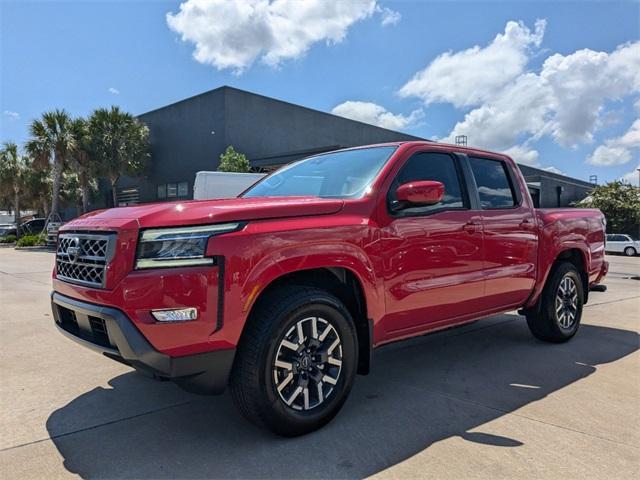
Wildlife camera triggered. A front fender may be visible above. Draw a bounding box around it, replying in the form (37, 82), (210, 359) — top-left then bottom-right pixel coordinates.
(207, 223), (383, 348)
(240, 242), (382, 320)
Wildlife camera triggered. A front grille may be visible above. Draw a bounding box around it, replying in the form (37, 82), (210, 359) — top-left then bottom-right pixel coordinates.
(56, 233), (115, 288)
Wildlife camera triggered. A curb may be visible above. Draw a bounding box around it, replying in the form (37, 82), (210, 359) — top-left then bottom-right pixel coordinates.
(13, 246), (55, 252)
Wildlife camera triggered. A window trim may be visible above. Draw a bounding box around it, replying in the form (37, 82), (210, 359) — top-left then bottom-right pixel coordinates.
(467, 155), (522, 210)
(386, 150), (471, 218)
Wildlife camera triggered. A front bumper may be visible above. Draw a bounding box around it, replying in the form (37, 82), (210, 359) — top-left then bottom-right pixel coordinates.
(51, 292), (235, 394)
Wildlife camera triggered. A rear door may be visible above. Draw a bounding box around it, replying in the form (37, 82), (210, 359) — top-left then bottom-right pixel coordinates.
(467, 156), (538, 308)
(380, 150), (485, 334)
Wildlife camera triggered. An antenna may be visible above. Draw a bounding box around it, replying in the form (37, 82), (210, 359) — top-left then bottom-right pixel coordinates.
(589, 175), (598, 184)
(454, 135), (467, 146)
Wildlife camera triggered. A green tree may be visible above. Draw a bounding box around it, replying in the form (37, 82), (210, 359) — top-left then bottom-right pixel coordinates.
(69, 117), (97, 214)
(25, 109), (76, 219)
(217, 146), (251, 173)
(87, 107), (150, 206)
(575, 181), (640, 236)
(60, 171), (98, 213)
(21, 157), (51, 218)
(0, 142), (27, 238)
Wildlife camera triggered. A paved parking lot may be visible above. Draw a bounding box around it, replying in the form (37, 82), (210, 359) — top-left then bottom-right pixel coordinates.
(1, 248), (638, 479)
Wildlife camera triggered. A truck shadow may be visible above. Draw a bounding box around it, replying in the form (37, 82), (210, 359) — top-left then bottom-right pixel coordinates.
(46, 315), (639, 479)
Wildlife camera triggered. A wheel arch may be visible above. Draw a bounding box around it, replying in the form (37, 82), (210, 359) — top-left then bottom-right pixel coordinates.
(523, 246), (589, 315)
(244, 266), (373, 375)
(554, 248), (589, 302)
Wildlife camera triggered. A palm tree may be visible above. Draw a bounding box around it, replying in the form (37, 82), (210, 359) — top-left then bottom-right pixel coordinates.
(0, 142), (26, 238)
(69, 117), (95, 214)
(26, 110), (76, 219)
(60, 171), (98, 214)
(22, 155), (52, 218)
(87, 107), (150, 206)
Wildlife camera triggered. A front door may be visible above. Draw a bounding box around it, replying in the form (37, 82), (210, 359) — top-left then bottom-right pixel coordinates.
(380, 151), (485, 334)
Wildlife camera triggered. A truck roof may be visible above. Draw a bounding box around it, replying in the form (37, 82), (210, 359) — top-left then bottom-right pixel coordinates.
(333, 141), (511, 161)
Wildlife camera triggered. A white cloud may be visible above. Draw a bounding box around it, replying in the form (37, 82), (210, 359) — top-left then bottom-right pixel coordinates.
(442, 72), (551, 150)
(587, 119), (640, 166)
(3, 110), (20, 120)
(502, 143), (563, 173)
(166, 0), (378, 73)
(399, 20), (546, 108)
(503, 144), (540, 166)
(108, 87), (120, 95)
(620, 164), (640, 185)
(542, 43), (640, 146)
(399, 19), (640, 167)
(379, 7), (400, 26)
(331, 100), (422, 130)
(542, 166), (564, 175)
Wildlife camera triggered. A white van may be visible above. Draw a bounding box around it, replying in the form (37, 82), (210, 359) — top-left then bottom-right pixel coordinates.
(193, 171), (266, 200)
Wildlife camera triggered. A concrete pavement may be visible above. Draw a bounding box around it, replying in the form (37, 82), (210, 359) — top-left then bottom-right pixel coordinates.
(1, 248), (638, 479)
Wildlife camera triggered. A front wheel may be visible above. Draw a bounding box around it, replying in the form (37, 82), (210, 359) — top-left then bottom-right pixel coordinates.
(230, 286), (358, 436)
(526, 262), (584, 343)
(624, 246), (637, 256)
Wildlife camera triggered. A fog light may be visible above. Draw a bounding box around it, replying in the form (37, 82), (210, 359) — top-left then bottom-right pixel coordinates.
(151, 308), (198, 322)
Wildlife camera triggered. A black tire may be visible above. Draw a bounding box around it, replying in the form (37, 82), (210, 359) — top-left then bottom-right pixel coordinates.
(230, 286), (358, 436)
(624, 247), (637, 256)
(526, 262), (584, 343)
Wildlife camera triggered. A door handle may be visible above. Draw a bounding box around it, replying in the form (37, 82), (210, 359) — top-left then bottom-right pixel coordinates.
(463, 220), (480, 232)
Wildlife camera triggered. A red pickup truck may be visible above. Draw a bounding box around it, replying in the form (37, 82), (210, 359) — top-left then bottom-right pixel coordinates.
(51, 141), (608, 436)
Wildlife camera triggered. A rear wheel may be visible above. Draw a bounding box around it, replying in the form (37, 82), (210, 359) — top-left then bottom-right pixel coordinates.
(624, 246), (637, 256)
(526, 262), (584, 343)
(230, 286), (358, 436)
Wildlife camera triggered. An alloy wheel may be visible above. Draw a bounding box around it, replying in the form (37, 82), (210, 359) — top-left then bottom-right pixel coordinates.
(273, 316), (342, 411)
(555, 275), (578, 329)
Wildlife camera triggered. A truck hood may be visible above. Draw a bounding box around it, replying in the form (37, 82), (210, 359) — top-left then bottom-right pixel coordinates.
(61, 196), (345, 231)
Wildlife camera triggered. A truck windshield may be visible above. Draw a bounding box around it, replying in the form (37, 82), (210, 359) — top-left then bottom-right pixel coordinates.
(242, 146), (397, 199)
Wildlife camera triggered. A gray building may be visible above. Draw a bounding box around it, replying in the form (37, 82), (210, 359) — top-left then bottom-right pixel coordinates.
(518, 165), (594, 208)
(109, 86), (593, 208)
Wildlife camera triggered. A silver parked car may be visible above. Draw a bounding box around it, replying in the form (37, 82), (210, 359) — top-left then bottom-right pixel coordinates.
(605, 234), (640, 256)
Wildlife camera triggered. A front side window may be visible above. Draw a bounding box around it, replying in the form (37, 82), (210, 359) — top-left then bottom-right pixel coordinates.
(242, 146), (397, 199)
(388, 152), (466, 215)
(469, 157), (517, 209)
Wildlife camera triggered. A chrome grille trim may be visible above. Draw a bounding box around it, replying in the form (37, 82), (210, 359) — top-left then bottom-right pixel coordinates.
(56, 233), (116, 288)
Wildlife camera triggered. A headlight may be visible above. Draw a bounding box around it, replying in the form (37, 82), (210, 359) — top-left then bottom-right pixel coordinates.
(136, 223), (241, 269)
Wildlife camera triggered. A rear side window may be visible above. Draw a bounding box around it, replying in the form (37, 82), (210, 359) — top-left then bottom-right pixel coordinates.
(469, 157), (517, 209)
(388, 152), (466, 215)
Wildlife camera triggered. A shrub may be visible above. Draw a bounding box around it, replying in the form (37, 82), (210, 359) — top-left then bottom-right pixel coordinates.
(0, 234), (17, 244)
(217, 145), (251, 173)
(16, 233), (45, 247)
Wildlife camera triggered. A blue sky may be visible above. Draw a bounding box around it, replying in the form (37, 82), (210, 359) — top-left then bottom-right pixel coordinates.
(1, 0), (638, 183)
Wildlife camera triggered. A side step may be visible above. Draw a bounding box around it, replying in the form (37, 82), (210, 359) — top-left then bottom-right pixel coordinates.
(590, 284), (607, 292)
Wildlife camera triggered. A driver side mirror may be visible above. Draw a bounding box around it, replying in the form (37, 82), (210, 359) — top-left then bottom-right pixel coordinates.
(396, 180), (444, 207)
